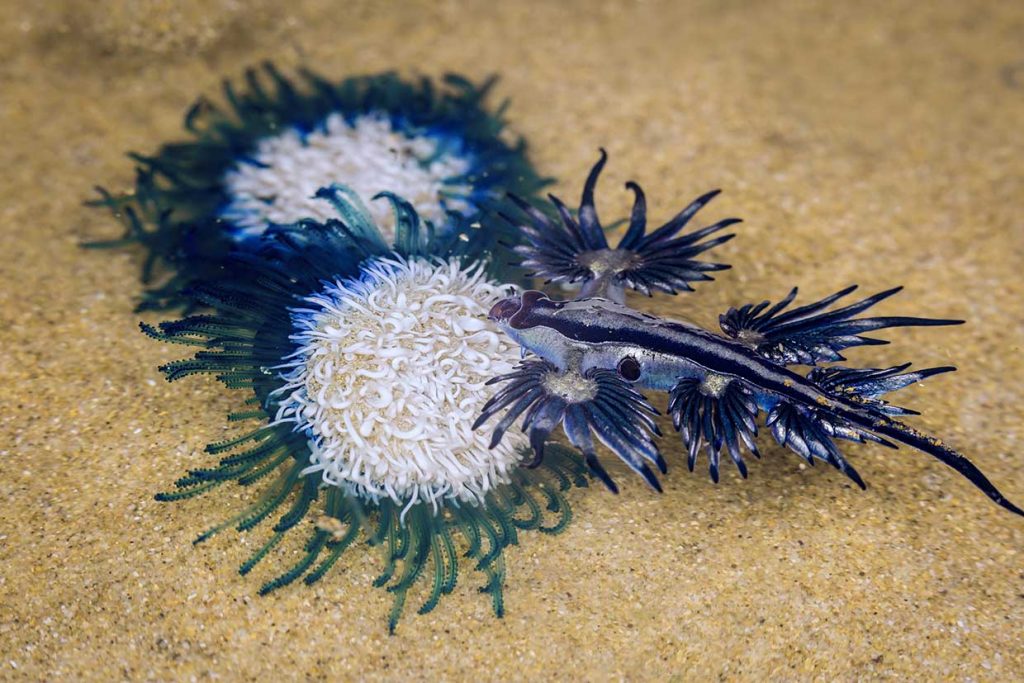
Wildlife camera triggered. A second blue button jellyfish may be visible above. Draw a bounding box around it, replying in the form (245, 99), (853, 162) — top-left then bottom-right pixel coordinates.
(91, 63), (549, 308)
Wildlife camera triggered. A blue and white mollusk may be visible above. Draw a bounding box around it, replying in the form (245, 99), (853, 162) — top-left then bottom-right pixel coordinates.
(273, 257), (525, 512)
(479, 151), (1022, 517)
(221, 114), (475, 243)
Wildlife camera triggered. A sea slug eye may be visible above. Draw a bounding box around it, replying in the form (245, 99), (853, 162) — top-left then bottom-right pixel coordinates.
(617, 356), (642, 381)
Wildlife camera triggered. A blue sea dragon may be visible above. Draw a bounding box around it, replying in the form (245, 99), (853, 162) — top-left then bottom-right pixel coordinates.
(475, 151), (1022, 516)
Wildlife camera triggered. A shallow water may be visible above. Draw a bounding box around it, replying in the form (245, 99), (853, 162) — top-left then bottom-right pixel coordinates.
(1, 0), (1022, 679)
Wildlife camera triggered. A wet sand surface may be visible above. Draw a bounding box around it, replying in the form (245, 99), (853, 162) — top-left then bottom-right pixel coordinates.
(1, 1), (1022, 679)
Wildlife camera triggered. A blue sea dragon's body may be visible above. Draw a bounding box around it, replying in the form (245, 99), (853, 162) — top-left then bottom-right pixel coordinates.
(475, 151), (1022, 516)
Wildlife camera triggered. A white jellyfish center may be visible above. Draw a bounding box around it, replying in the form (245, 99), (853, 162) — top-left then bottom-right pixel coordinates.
(221, 113), (474, 241)
(274, 257), (526, 508)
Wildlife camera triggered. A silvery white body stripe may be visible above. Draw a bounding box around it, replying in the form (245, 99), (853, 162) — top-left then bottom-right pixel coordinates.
(504, 295), (841, 411)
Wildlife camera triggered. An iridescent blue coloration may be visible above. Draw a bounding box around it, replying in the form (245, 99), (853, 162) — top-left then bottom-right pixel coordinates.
(87, 63), (550, 310)
(507, 149), (737, 304)
(478, 151), (1022, 516)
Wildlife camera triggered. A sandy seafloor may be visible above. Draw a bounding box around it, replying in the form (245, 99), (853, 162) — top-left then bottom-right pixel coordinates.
(1, 0), (1022, 680)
